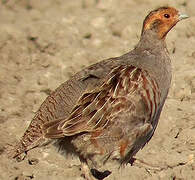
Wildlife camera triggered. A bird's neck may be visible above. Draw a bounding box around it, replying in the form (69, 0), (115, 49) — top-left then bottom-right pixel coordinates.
(135, 29), (167, 53)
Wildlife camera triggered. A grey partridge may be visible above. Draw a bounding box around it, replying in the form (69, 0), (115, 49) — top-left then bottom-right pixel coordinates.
(7, 7), (188, 180)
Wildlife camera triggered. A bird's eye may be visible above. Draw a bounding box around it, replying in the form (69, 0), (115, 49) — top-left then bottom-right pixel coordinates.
(164, 14), (170, 18)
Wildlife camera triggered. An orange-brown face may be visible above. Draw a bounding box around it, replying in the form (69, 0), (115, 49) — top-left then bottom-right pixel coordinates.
(142, 7), (187, 39)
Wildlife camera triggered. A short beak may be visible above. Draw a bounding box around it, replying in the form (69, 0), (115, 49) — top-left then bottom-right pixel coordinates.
(178, 12), (189, 21)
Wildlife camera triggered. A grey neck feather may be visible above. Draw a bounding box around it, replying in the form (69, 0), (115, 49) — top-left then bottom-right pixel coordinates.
(135, 29), (167, 53)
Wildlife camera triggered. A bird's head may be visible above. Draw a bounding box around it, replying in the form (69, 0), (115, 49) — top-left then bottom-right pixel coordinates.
(142, 7), (188, 39)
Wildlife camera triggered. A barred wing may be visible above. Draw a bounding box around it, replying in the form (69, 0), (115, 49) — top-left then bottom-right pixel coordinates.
(42, 65), (161, 138)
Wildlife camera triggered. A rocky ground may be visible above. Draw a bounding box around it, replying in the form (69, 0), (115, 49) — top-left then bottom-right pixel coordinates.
(0, 0), (194, 180)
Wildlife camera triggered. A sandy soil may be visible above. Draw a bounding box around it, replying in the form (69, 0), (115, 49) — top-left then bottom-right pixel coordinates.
(0, 0), (194, 180)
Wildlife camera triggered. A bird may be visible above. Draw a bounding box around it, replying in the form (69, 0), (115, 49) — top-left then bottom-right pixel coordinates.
(7, 6), (188, 180)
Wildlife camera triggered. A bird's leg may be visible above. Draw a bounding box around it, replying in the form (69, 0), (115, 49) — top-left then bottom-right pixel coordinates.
(79, 156), (96, 180)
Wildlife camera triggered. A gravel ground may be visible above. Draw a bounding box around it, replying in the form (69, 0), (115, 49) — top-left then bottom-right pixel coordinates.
(0, 0), (194, 180)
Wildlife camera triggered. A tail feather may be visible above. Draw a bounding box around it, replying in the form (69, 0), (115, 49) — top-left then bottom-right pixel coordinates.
(6, 136), (45, 159)
(6, 115), (46, 159)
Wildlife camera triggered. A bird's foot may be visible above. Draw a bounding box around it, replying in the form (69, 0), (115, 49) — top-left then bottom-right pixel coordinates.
(80, 156), (97, 180)
(80, 162), (96, 180)
(132, 158), (163, 171)
(91, 169), (111, 180)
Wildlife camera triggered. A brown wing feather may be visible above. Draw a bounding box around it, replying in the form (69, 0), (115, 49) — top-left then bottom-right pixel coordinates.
(43, 65), (161, 139)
